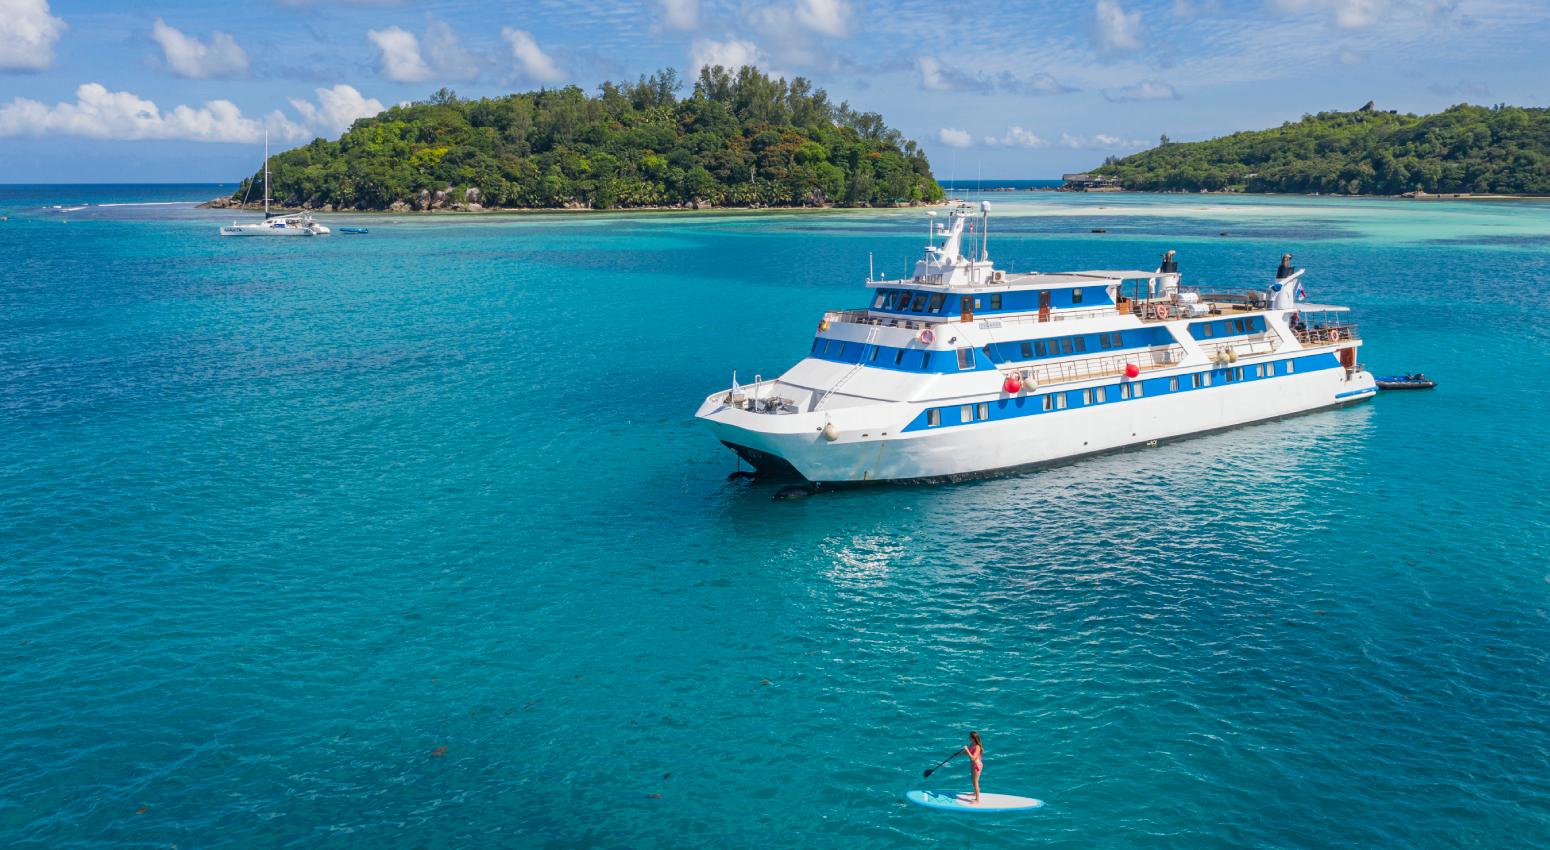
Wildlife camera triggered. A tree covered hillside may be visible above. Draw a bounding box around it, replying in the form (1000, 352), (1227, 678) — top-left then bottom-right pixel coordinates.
(1093, 103), (1550, 195)
(234, 67), (943, 211)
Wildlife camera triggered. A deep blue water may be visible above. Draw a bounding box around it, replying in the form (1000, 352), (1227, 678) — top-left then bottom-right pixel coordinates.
(2, 186), (1548, 849)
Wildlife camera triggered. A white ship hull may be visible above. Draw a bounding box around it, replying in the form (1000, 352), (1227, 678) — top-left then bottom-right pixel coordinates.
(219, 224), (317, 237)
(698, 357), (1374, 484)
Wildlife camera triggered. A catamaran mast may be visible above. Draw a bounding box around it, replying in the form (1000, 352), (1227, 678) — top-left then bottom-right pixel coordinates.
(263, 129), (270, 218)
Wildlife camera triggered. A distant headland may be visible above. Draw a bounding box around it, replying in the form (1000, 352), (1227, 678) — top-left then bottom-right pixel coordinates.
(207, 67), (943, 214)
(1075, 102), (1550, 197)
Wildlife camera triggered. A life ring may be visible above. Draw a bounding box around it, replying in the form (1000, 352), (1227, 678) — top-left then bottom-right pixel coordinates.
(918, 328), (936, 345)
(1154, 304), (1170, 320)
(1326, 329), (1340, 343)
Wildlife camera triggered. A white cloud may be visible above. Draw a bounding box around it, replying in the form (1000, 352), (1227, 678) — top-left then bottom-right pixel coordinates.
(501, 27), (564, 83)
(690, 37), (761, 72)
(367, 25), (431, 83)
(660, 0), (698, 30)
(150, 18), (250, 79)
(918, 56), (952, 91)
(0, 83), (262, 142)
(985, 126), (1047, 148)
(1270, 0), (1387, 28)
(368, 19), (479, 84)
(937, 127), (973, 148)
(288, 84), (385, 137)
(1058, 131), (1148, 149)
(0, 0), (66, 71)
(795, 0), (851, 37)
(1093, 0), (1142, 52)
(917, 57), (1078, 96)
(1104, 80), (1178, 101)
(0, 81), (384, 144)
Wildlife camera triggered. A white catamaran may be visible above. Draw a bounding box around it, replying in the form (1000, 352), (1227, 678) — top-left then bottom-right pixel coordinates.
(696, 201), (1375, 484)
(219, 130), (330, 237)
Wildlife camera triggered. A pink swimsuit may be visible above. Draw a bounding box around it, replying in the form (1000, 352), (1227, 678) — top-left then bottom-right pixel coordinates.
(968, 745), (983, 774)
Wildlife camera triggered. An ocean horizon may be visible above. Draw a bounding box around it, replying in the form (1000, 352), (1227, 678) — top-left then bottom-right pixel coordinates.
(3, 185), (1547, 848)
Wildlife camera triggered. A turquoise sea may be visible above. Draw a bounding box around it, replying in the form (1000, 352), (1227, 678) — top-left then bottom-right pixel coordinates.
(3, 185), (1548, 848)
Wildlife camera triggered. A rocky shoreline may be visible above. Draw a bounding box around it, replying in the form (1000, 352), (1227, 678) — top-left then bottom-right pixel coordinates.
(200, 188), (945, 214)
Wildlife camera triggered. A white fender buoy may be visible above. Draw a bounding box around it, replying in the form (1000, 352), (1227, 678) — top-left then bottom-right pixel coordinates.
(821, 422), (840, 442)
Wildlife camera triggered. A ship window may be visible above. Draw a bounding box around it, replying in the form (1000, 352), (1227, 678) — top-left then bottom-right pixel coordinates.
(1055, 394), (1067, 409)
(956, 348), (974, 370)
(1202, 373), (1212, 387)
(982, 345), (997, 363)
(920, 352), (932, 370)
(894, 348), (905, 365)
(1110, 332), (1123, 347)
(990, 294), (1003, 310)
(873, 293), (886, 308)
(960, 404), (974, 422)
(1254, 364), (1263, 377)
(1169, 377), (1180, 392)
(1060, 338), (1074, 354)
(869, 346), (880, 362)
(1094, 387), (1106, 403)
(977, 403), (989, 421)
(1225, 367), (1237, 383)
(928, 293), (945, 312)
(1234, 319), (1246, 333)
(1134, 382), (1144, 398)
(928, 408), (941, 427)
(974, 298), (983, 309)
(1286, 360), (1295, 373)
(1035, 341), (1048, 357)
(1072, 288), (1084, 304)
(1202, 324), (1214, 338)
(1020, 342), (1033, 358)
(1099, 335), (1111, 350)
(1075, 337), (1087, 353)
(1121, 383), (1131, 399)
(1191, 373), (1204, 388)
(910, 294), (927, 312)
(1081, 389), (1093, 405)
(811, 339), (821, 355)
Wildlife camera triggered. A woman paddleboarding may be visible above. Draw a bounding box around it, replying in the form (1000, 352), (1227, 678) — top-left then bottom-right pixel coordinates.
(963, 731), (984, 802)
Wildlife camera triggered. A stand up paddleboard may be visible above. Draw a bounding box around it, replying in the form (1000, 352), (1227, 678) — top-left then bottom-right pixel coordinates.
(905, 790), (1044, 813)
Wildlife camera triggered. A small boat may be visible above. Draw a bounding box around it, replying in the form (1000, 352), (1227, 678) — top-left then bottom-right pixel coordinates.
(339, 227), (369, 234)
(1375, 374), (1436, 390)
(220, 130), (331, 237)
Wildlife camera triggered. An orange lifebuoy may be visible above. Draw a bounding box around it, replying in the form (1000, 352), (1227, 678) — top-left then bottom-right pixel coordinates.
(918, 328), (936, 345)
(1326, 329), (1340, 343)
(1154, 304), (1170, 320)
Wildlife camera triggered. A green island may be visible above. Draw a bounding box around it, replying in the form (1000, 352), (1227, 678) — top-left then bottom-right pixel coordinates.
(1090, 102), (1550, 196)
(220, 67), (942, 212)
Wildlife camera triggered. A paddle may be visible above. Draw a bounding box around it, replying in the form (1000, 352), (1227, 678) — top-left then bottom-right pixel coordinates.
(922, 748), (963, 778)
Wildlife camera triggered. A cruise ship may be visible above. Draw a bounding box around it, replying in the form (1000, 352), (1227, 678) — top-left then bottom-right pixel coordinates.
(695, 202), (1375, 484)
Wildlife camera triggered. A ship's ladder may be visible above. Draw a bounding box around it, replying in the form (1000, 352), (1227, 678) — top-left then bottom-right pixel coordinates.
(813, 324), (879, 411)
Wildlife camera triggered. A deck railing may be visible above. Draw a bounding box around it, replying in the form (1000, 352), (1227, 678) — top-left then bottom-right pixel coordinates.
(1003, 345), (1187, 387)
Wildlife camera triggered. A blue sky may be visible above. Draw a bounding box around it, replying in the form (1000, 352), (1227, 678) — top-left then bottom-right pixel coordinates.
(1, 0), (1546, 182)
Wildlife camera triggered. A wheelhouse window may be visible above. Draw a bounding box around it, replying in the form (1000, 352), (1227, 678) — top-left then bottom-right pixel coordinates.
(1254, 364), (1264, 377)
(1075, 337), (1087, 353)
(1099, 334), (1112, 350)
(1234, 319), (1246, 333)
(956, 348), (974, 370)
(928, 293), (945, 312)
(910, 293), (927, 312)
(1109, 332), (1123, 347)
(1060, 338), (1074, 355)
(990, 294), (1003, 310)
(873, 293), (886, 308)
(1072, 287), (1084, 304)
(927, 408), (941, 427)
(1020, 342), (1033, 358)
(1035, 341), (1048, 357)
